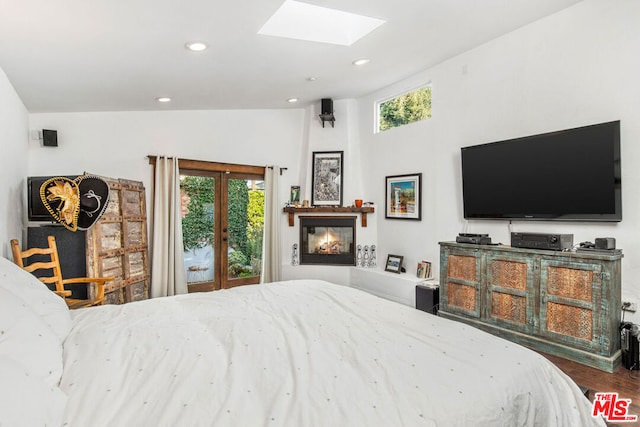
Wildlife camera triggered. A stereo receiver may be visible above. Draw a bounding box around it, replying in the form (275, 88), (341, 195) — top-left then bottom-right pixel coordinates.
(510, 232), (573, 251)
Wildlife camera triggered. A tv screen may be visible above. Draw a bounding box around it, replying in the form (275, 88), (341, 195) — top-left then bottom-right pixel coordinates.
(461, 121), (621, 222)
(28, 175), (80, 222)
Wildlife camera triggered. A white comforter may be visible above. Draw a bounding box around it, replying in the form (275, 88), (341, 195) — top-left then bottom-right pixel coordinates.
(60, 280), (603, 426)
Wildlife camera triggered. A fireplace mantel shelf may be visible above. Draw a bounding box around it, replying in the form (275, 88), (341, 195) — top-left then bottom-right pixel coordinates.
(283, 206), (374, 227)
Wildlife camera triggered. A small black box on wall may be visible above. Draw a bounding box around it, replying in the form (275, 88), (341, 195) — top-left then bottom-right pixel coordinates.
(42, 129), (58, 146)
(321, 98), (333, 115)
(416, 285), (439, 315)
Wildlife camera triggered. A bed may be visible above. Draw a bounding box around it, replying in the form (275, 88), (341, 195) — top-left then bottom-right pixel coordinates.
(0, 256), (604, 426)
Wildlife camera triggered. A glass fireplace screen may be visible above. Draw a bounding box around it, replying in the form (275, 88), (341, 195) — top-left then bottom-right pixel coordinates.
(300, 216), (356, 265)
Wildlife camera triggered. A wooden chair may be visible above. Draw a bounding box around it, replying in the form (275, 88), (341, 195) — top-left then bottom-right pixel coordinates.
(10, 236), (114, 309)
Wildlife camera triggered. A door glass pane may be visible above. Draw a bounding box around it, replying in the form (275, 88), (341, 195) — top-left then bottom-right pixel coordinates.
(227, 178), (264, 280)
(180, 175), (215, 285)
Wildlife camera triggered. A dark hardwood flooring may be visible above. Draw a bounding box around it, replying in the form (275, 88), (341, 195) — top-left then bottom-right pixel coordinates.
(539, 352), (640, 426)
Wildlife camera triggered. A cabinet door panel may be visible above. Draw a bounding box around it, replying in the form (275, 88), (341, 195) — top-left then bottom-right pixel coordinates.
(441, 249), (481, 318)
(448, 282), (477, 312)
(539, 259), (602, 352)
(486, 255), (535, 333)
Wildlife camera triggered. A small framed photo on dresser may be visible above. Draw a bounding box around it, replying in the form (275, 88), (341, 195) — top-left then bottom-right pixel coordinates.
(385, 254), (404, 274)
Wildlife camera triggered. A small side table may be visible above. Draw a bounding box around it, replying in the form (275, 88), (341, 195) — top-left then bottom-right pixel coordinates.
(416, 284), (439, 315)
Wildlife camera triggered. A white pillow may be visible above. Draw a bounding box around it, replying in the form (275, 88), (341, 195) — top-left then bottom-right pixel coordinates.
(0, 355), (67, 427)
(0, 256), (72, 341)
(0, 287), (64, 387)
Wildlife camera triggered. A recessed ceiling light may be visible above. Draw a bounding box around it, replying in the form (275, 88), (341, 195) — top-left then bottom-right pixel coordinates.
(287, 98), (299, 103)
(156, 97), (172, 103)
(185, 42), (208, 52)
(352, 58), (370, 66)
(307, 77), (317, 81)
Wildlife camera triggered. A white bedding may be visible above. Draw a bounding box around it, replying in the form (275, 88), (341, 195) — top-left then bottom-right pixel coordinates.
(59, 280), (603, 427)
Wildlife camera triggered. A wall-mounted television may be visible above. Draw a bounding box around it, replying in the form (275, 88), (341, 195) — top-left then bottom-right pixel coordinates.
(27, 175), (79, 222)
(461, 120), (621, 222)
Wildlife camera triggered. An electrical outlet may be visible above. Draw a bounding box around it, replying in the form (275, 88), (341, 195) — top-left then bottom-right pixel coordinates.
(622, 301), (637, 312)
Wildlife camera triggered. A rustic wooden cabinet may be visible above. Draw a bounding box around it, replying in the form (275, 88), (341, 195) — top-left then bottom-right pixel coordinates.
(439, 242), (622, 372)
(86, 178), (149, 304)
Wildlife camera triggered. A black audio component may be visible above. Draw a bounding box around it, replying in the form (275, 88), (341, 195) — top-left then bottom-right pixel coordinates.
(510, 232), (573, 251)
(321, 98), (334, 115)
(595, 237), (616, 250)
(456, 233), (491, 245)
(621, 322), (640, 370)
(416, 285), (439, 315)
(42, 129), (58, 146)
(576, 247), (623, 255)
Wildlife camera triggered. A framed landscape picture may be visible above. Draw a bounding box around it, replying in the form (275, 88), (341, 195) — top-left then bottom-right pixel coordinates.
(312, 151), (343, 206)
(385, 173), (422, 220)
(385, 254), (404, 274)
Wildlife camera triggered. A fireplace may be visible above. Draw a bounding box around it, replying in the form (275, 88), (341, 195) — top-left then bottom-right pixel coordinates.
(299, 216), (356, 265)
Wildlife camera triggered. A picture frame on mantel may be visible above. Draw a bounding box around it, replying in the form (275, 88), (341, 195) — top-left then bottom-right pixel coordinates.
(311, 151), (343, 206)
(385, 173), (422, 220)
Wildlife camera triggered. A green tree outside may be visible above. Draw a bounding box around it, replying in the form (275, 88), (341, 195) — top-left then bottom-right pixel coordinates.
(379, 86), (432, 132)
(227, 179), (249, 256)
(180, 176), (215, 251)
(246, 189), (264, 275)
(181, 176), (264, 279)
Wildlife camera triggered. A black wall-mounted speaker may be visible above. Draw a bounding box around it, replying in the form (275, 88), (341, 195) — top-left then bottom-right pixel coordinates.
(42, 129), (58, 147)
(321, 98), (333, 115)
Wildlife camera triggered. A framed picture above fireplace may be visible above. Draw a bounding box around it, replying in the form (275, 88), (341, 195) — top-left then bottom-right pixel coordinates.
(385, 173), (422, 220)
(312, 151), (343, 207)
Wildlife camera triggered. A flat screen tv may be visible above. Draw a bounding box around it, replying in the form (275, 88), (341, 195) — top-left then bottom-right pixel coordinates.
(461, 120), (621, 222)
(27, 175), (79, 222)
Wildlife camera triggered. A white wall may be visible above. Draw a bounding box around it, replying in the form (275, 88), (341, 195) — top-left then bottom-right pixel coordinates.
(28, 109), (305, 183)
(0, 67), (28, 257)
(357, 0), (640, 320)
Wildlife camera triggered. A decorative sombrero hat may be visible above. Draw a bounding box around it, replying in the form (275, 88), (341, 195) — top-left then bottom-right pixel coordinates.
(40, 173), (110, 232)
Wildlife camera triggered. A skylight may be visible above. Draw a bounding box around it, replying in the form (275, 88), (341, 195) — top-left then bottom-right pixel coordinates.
(258, 0), (385, 46)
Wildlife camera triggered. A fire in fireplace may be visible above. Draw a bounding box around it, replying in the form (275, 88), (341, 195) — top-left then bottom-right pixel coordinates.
(299, 216), (356, 265)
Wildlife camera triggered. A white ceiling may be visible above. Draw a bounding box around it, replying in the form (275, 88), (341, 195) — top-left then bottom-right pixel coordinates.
(0, 0), (582, 113)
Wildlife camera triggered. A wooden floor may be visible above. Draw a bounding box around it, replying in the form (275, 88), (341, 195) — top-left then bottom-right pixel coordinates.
(539, 352), (640, 426)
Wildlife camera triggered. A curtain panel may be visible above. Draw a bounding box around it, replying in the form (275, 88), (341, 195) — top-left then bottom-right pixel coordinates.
(151, 156), (188, 297)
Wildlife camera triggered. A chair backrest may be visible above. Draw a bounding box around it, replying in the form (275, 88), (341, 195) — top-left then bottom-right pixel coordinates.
(10, 236), (67, 295)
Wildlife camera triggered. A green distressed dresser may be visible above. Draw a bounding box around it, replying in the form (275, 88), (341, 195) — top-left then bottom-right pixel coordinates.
(439, 242), (622, 372)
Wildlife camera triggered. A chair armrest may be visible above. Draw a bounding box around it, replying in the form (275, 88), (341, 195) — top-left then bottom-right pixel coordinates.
(61, 277), (114, 285)
(54, 290), (73, 298)
(61, 277), (114, 302)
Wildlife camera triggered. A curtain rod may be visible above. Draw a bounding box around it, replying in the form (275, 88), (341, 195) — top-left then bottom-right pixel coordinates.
(267, 166), (288, 175)
(148, 156), (287, 175)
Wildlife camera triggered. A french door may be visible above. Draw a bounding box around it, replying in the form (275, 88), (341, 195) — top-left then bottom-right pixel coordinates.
(179, 161), (264, 292)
